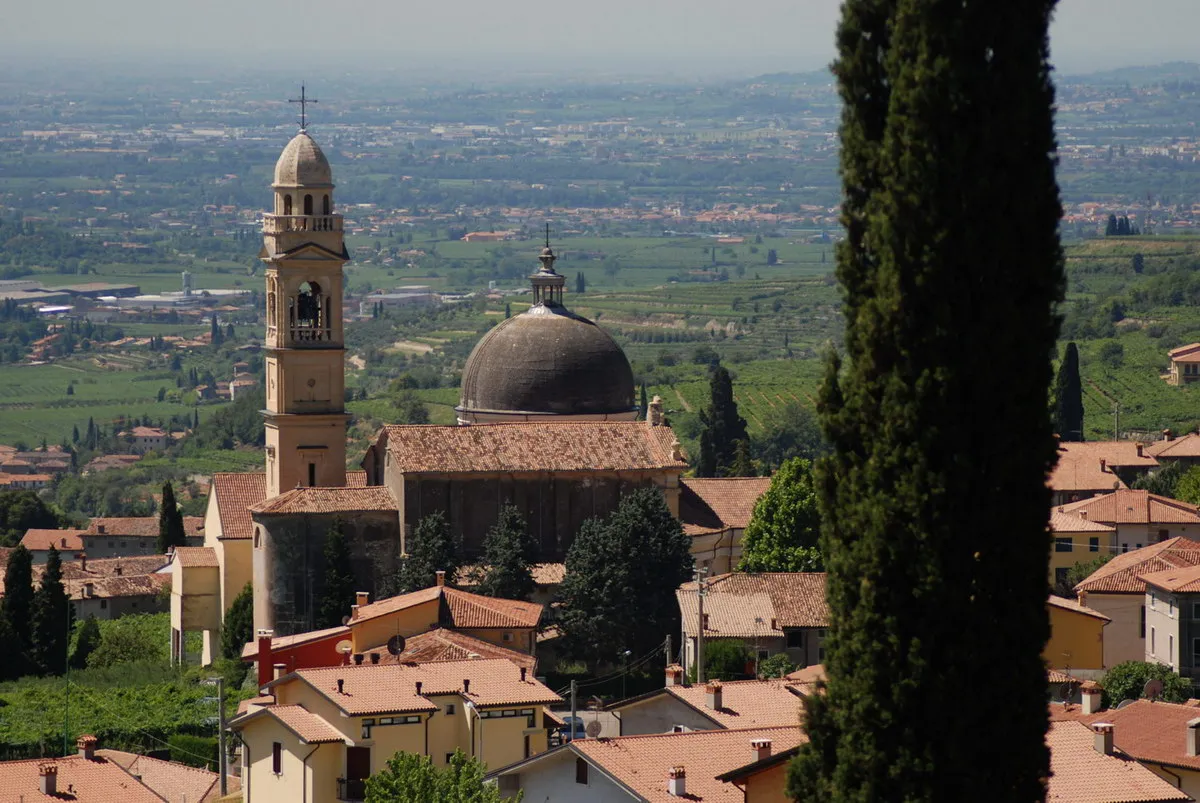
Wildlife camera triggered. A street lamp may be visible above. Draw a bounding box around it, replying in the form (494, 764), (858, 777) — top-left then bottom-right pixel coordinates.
(201, 677), (227, 796)
(622, 650), (632, 699)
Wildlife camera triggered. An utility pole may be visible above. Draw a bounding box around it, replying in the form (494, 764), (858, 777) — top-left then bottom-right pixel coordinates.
(569, 680), (577, 743)
(1113, 401), (1120, 440)
(695, 567), (709, 684)
(666, 634), (672, 668)
(203, 676), (227, 795)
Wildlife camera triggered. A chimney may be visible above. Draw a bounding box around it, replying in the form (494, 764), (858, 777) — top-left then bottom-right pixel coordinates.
(647, 396), (664, 427)
(1093, 723), (1114, 756)
(1165, 429), (1175, 442)
(97, 524), (105, 534)
(520, 667), (527, 682)
(1081, 681), (1102, 715)
(80, 554), (87, 572)
(354, 653), (364, 665)
(77, 734), (97, 760)
(84, 582), (94, 598)
(436, 570), (446, 587)
(752, 738), (772, 761)
(1079, 511), (1088, 520)
(665, 664), (684, 687)
(1100, 459), (1107, 472)
(1188, 718), (1200, 758)
(256, 630), (274, 688)
(770, 618), (778, 631)
(1077, 590), (1088, 607)
(670, 438), (684, 462)
(350, 604), (360, 621)
(39, 764), (57, 796)
(273, 663), (286, 681)
(667, 766), (686, 797)
(61, 537), (66, 548)
(416, 681), (423, 695)
(356, 591), (369, 608)
(115, 566), (122, 576)
(337, 678), (345, 694)
(370, 652), (381, 665)
(463, 678), (471, 694)
(1137, 443), (1145, 458)
(705, 681), (723, 710)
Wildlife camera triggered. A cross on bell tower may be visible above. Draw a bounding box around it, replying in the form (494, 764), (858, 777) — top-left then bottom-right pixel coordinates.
(259, 108), (347, 500)
(289, 84), (318, 131)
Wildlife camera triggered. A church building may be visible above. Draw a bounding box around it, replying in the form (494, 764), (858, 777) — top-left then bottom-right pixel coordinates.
(170, 125), (765, 663)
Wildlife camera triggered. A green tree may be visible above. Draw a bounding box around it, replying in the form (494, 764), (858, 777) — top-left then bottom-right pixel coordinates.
(316, 518), (356, 629)
(753, 402), (828, 471)
(1133, 459), (1186, 498)
(31, 546), (70, 675)
(1053, 342), (1085, 442)
(0, 490), (60, 546)
(0, 544), (35, 678)
(70, 615), (102, 670)
(365, 749), (514, 803)
(558, 488), (692, 668)
(1101, 661), (1191, 708)
(695, 366), (748, 477)
(1173, 466), (1200, 505)
(788, 0), (1064, 799)
(738, 458), (823, 573)
(759, 652), (796, 679)
(475, 506), (537, 601)
(1051, 553), (1114, 599)
(727, 440), (756, 477)
(697, 639), (749, 681)
(221, 583), (254, 661)
(391, 512), (459, 594)
(157, 480), (187, 553)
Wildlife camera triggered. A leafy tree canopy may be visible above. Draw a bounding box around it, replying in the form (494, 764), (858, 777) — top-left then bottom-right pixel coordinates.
(221, 584), (254, 662)
(391, 512), (459, 595)
(738, 457), (823, 573)
(475, 505), (537, 601)
(1101, 661), (1191, 708)
(365, 749), (516, 803)
(316, 518), (357, 629)
(759, 652), (796, 679)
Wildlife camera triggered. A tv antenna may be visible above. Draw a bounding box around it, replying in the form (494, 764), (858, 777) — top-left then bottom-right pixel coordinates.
(289, 84), (318, 131)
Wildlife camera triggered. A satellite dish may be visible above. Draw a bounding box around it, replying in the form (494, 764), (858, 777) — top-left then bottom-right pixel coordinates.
(585, 720), (603, 739)
(1116, 698), (1136, 709)
(1059, 681), (1080, 701)
(1143, 678), (1165, 701)
(335, 640), (353, 655)
(386, 634), (406, 656)
(342, 615), (351, 626)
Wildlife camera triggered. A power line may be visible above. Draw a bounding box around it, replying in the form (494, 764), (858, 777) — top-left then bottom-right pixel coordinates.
(65, 680), (220, 765)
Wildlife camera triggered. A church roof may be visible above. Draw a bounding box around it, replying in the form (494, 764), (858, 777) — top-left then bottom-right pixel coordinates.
(249, 486), (396, 516)
(273, 132), (333, 188)
(378, 422), (686, 475)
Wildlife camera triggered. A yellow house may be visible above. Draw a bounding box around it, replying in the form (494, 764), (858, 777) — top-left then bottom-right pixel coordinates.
(1045, 595), (1109, 672)
(1169, 343), (1200, 386)
(1049, 510), (1118, 587)
(231, 658), (561, 802)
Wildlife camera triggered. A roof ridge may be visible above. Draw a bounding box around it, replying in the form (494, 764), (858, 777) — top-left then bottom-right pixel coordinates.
(587, 724), (803, 742)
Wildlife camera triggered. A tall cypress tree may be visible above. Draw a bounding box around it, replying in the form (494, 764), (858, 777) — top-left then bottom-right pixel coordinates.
(0, 544), (35, 678)
(391, 512), (459, 595)
(476, 505), (537, 601)
(788, 0), (1062, 800)
(1054, 342), (1085, 441)
(696, 365), (748, 477)
(316, 518), (357, 628)
(31, 546), (71, 676)
(157, 481), (187, 553)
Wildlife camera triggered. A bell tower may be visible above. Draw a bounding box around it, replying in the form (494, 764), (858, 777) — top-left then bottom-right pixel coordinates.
(260, 124), (347, 499)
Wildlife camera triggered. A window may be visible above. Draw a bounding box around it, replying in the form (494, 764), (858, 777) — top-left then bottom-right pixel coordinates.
(1136, 543), (1143, 549)
(322, 195), (331, 215)
(1054, 538), (1073, 553)
(362, 718), (375, 739)
(1089, 537), (1100, 553)
(1192, 638), (1200, 668)
(446, 704), (455, 716)
(575, 758), (588, 785)
(308, 463), (316, 487)
(445, 753), (455, 765)
(757, 650), (770, 663)
(1160, 529), (1170, 543)
(283, 194), (292, 215)
(1152, 627), (1157, 654)
(1141, 605), (1146, 638)
(100, 599), (107, 610)
(785, 630), (804, 649)
(1193, 602), (1200, 620)
(272, 742), (282, 774)
(503, 632), (513, 642)
(304, 194), (313, 215)
(1170, 634), (1175, 662)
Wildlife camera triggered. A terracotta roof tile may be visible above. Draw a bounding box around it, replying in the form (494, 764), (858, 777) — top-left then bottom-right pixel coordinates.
(1081, 700), (1200, 773)
(1047, 594), (1111, 622)
(679, 478), (771, 534)
(1169, 343), (1200, 360)
(96, 749), (225, 802)
(1061, 489), (1200, 525)
(1049, 442), (1155, 494)
(613, 679), (807, 729)
(285, 658), (561, 716)
(20, 529), (86, 551)
(0, 754), (166, 802)
(570, 725), (806, 802)
(1050, 511), (1116, 533)
(1140, 563), (1200, 593)
(262, 704), (346, 743)
(677, 573), (828, 637)
(380, 422), (687, 474)
(352, 586), (543, 630)
(211, 471), (366, 540)
(461, 563), (565, 587)
(171, 547), (218, 568)
(389, 629), (536, 671)
(66, 573), (170, 601)
(59, 555), (171, 580)
(1076, 538), (1200, 594)
(241, 625), (350, 659)
(85, 517), (204, 538)
(1146, 432), (1200, 459)
(249, 486), (396, 516)
(1046, 721), (1190, 802)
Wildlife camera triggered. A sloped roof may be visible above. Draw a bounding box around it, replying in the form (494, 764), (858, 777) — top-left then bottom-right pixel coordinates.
(1061, 489), (1200, 525)
(67, 573), (170, 601)
(1139, 563), (1200, 593)
(1146, 432), (1200, 459)
(1047, 594), (1111, 622)
(57, 555), (171, 580)
(677, 573), (828, 637)
(1049, 442), (1157, 494)
(612, 679), (807, 730)
(678, 478), (771, 535)
(1169, 343), (1200, 361)
(460, 563), (565, 587)
(249, 486), (396, 516)
(1076, 538), (1200, 594)
(85, 517), (204, 538)
(378, 422), (687, 474)
(241, 624), (350, 660)
(97, 749), (228, 802)
(570, 725), (806, 803)
(1081, 700), (1200, 773)
(172, 547), (218, 568)
(0, 754), (166, 802)
(210, 471), (368, 540)
(255, 704), (346, 744)
(352, 585), (543, 630)
(282, 659), (561, 716)
(1046, 721), (1190, 802)
(1050, 510), (1116, 533)
(389, 629), (537, 671)
(21, 528), (85, 552)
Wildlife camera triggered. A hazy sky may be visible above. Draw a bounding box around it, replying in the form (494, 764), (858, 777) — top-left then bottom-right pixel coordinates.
(5, 0), (1198, 77)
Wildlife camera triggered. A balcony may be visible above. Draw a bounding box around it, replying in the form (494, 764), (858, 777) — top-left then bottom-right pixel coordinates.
(263, 214), (343, 234)
(337, 777), (366, 801)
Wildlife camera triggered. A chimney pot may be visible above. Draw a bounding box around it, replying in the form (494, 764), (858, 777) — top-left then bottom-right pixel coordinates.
(77, 734), (97, 760)
(463, 678), (471, 693)
(667, 765), (686, 797)
(665, 664), (683, 687)
(436, 570), (446, 587)
(416, 681), (423, 695)
(257, 633), (275, 688)
(1137, 443), (1145, 458)
(1093, 723), (1115, 755)
(356, 591), (369, 608)
(61, 537), (66, 547)
(705, 681), (723, 711)
(39, 764), (58, 796)
(520, 667), (527, 682)
(354, 653), (364, 665)
(350, 604), (360, 621)
(1187, 718), (1200, 757)
(370, 652), (381, 664)
(273, 662), (286, 681)
(97, 524), (105, 534)
(1081, 681), (1103, 715)
(752, 738), (772, 760)
(337, 678), (345, 694)
(1100, 459), (1107, 472)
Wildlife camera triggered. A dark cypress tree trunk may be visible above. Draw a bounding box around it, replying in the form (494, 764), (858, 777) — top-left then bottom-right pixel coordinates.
(1, 544), (35, 677)
(1054, 342), (1085, 441)
(789, 0), (1063, 800)
(31, 546), (70, 676)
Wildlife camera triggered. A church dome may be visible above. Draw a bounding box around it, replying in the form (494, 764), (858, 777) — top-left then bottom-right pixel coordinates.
(273, 132), (333, 188)
(458, 304), (636, 419)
